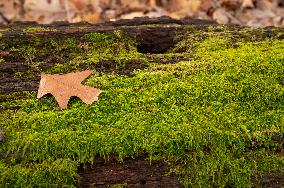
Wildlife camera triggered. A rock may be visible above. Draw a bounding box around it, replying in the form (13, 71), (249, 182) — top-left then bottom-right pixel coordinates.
(256, 0), (278, 11)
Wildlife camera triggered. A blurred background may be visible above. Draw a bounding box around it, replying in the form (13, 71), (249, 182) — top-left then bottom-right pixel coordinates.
(0, 0), (283, 27)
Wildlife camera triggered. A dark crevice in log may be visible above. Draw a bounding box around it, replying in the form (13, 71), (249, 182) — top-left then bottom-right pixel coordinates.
(136, 27), (177, 54)
(78, 157), (181, 188)
(254, 171), (284, 188)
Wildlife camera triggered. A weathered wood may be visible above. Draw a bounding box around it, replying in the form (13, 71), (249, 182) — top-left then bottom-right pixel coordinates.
(1, 16), (284, 187)
(79, 157), (181, 188)
(0, 17), (215, 94)
(1, 16), (283, 94)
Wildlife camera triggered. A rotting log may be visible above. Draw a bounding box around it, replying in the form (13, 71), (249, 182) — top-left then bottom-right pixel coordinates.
(1, 16), (284, 187)
(0, 17), (217, 94)
(0, 16), (283, 94)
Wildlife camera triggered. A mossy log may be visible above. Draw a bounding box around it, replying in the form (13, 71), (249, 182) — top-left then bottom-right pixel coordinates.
(0, 17), (217, 94)
(0, 17), (284, 187)
(0, 16), (282, 94)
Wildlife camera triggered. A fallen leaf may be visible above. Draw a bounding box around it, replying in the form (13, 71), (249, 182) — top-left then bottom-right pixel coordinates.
(104, 9), (117, 20)
(256, 0), (278, 11)
(82, 12), (101, 23)
(200, 0), (216, 12)
(37, 70), (102, 109)
(0, 0), (22, 21)
(213, 8), (230, 24)
(241, 0), (255, 9)
(220, 0), (242, 10)
(213, 7), (241, 25)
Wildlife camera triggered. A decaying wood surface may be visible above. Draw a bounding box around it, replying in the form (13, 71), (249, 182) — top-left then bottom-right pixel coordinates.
(0, 17), (218, 94)
(1, 16), (283, 187)
(79, 157), (181, 187)
(1, 16), (284, 94)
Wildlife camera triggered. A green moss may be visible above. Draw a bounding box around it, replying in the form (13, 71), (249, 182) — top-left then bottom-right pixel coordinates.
(22, 45), (37, 60)
(207, 25), (228, 32)
(41, 32), (147, 74)
(0, 28), (9, 32)
(23, 27), (57, 33)
(0, 159), (78, 187)
(142, 23), (181, 28)
(14, 69), (38, 80)
(110, 183), (127, 188)
(1, 28), (283, 187)
(269, 28), (284, 39)
(170, 26), (279, 55)
(0, 28), (9, 37)
(83, 31), (142, 63)
(0, 92), (36, 111)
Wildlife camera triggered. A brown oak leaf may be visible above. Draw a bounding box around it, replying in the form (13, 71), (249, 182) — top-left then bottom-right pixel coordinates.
(37, 70), (102, 109)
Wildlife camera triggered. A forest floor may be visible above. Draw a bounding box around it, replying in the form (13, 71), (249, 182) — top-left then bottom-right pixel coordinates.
(0, 0), (284, 27)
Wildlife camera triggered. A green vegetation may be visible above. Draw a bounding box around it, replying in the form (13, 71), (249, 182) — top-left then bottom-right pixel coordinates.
(110, 183), (127, 188)
(23, 27), (57, 33)
(0, 26), (283, 187)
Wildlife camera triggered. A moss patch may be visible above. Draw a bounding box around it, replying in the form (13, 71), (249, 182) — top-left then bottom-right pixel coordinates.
(23, 27), (57, 33)
(0, 26), (283, 187)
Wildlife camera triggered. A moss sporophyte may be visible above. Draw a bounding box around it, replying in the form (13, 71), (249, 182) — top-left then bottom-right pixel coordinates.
(0, 26), (283, 187)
